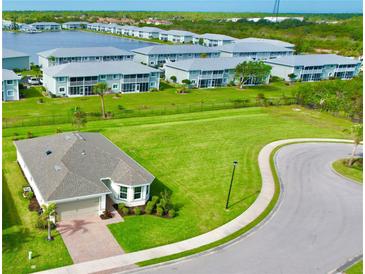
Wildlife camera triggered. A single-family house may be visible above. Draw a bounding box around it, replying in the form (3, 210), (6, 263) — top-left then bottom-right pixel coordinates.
(62, 21), (89, 30)
(159, 30), (196, 43)
(15, 132), (155, 220)
(3, 48), (30, 70)
(2, 69), (21, 101)
(42, 61), (160, 96)
(265, 54), (362, 82)
(218, 42), (294, 60)
(193, 33), (237, 47)
(38, 47), (134, 68)
(164, 57), (268, 87)
(237, 37), (295, 49)
(30, 22), (61, 31)
(132, 45), (221, 67)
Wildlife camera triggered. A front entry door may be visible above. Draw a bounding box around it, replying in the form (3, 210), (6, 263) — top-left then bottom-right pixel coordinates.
(135, 84), (140, 92)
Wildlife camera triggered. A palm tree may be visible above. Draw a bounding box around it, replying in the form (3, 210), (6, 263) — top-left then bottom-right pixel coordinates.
(71, 106), (87, 130)
(344, 124), (363, 166)
(41, 203), (56, 241)
(92, 82), (108, 119)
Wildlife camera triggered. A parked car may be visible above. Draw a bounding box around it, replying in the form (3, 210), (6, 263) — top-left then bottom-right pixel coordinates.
(28, 77), (40, 85)
(17, 73), (23, 78)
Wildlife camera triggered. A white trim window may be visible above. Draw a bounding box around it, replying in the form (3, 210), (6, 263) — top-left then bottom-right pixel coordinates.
(59, 86), (66, 93)
(112, 83), (119, 90)
(100, 75), (106, 80)
(134, 186), (142, 200)
(120, 186), (128, 200)
(7, 90), (14, 96)
(6, 80), (14, 85)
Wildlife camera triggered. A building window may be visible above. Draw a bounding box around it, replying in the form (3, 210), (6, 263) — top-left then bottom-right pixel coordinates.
(59, 87), (65, 93)
(112, 84), (119, 90)
(120, 186), (128, 199)
(58, 77), (66, 82)
(6, 80), (13, 85)
(6, 90), (14, 96)
(134, 186), (142, 200)
(100, 75), (106, 80)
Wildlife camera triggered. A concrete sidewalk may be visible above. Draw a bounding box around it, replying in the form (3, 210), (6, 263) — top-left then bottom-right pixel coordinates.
(37, 138), (352, 274)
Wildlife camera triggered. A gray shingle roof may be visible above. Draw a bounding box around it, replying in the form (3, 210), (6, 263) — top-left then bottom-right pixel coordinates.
(139, 26), (163, 32)
(217, 42), (294, 53)
(237, 38), (295, 48)
(62, 21), (89, 25)
(132, 44), (220, 55)
(43, 61), (160, 77)
(2, 69), (21, 81)
(265, 54), (361, 67)
(196, 33), (237, 41)
(37, 47), (133, 58)
(3, 48), (29, 59)
(164, 57), (250, 71)
(14, 132), (155, 201)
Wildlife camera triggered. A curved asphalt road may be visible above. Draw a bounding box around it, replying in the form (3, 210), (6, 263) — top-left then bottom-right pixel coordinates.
(127, 143), (363, 274)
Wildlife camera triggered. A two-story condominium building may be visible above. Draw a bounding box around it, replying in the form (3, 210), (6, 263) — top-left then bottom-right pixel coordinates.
(3, 48), (30, 70)
(237, 37), (295, 49)
(134, 27), (163, 39)
(164, 57), (267, 88)
(2, 69), (21, 101)
(87, 23), (103, 31)
(119, 25), (140, 36)
(62, 21), (89, 30)
(132, 45), (221, 67)
(218, 42), (294, 60)
(42, 61), (160, 97)
(38, 47), (134, 68)
(193, 33), (237, 47)
(265, 54), (361, 82)
(159, 30), (196, 43)
(30, 22), (61, 31)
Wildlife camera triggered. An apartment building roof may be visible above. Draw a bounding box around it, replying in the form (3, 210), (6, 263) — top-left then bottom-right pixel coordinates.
(237, 37), (295, 48)
(218, 42), (294, 53)
(38, 47), (133, 58)
(3, 69), (21, 81)
(195, 33), (237, 41)
(3, 48), (29, 59)
(164, 57), (250, 71)
(132, 44), (220, 55)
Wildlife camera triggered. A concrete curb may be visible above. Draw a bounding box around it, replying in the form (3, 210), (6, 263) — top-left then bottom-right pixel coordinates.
(330, 160), (362, 185)
(36, 138), (353, 274)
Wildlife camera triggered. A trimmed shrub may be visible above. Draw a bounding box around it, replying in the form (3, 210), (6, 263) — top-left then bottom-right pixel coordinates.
(156, 206), (163, 217)
(27, 132), (33, 139)
(27, 191), (34, 200)
(168, 209), (176, 218)
(122, 207), (129, 215)
(152, 195), (159, 202)
(145, 204), (153, 214)
(35, 216), (47, 229)
(134, 207), (142, 215)
(118, 203), (125, 210)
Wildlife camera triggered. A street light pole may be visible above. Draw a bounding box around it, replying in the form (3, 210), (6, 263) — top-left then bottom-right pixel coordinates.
(225, 160), (238, 210)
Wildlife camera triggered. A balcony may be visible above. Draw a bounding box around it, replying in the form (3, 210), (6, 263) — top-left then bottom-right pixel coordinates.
(69, 80), (98, 86)
(122, 78), (149, 83)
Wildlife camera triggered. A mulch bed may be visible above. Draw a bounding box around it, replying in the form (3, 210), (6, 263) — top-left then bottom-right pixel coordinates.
(28, 197), (41, 212)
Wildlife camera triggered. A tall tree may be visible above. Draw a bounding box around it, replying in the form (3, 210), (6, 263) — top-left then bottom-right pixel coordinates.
(92, 82), (108, 118)
(344, 124), (363, 166)
(71, 106), (87, 130)
(41, 203), (56, 241)
(235, 61), (271, 88)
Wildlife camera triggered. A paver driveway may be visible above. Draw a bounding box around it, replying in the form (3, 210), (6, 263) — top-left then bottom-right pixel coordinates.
(57, 210), (124, 263)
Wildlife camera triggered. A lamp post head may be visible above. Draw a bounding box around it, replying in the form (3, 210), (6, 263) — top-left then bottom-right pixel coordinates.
(233, 160), (238, 166)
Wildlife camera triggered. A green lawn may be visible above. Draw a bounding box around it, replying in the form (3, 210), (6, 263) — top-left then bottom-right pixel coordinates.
(332, 158), (363, 183)
(3, 82), (295, 123)
(346, 261), (363, 274)
(3, 106), (352, 272)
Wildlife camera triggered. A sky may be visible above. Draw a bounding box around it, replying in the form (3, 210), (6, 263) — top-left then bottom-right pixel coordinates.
(2, 0), (363, 13)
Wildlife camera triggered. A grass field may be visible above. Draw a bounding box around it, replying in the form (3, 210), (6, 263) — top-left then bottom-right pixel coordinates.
(3, 82), (295, 122)
(332, 158), (363, 183)
(2, 106), (352, 272)
(346, 261), (363, 274)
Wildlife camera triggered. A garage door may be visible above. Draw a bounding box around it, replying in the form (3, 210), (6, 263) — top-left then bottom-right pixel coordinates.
(57, 197), (100, 220)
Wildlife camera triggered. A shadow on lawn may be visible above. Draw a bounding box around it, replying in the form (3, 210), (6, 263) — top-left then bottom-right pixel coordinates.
(227, 190), (260, 209)
(2, 172), (22, 230)
(3, 227), (33, 253)
(150, 178), (173, 197)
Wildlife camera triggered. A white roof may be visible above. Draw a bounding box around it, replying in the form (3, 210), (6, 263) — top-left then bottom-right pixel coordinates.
(218, 42), (294, 53)
(38, 47), (133, 58)
(139, 26), (163, 32)
(196, 33), (237, 41)
(164, 57), (250, 71)
(3, 48), (29, 59)
(3, 69), (21, 81)
(31, 22), (60, 26)
(132, 44), (220, 55)
(63, 21), (89, 25)
(265, 54), (361, 67)
(237, 38), (295, 48)
(43, 61), (160, 77)
(161, 29), (196, 36)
